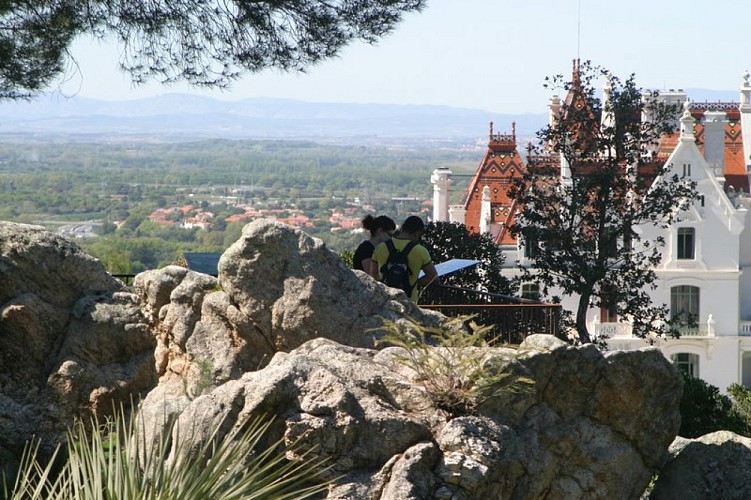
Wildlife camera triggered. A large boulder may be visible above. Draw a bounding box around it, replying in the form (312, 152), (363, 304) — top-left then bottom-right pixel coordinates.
(134, 219), (446, 415)
(141, 334), (682, 500)
(650, 430), (751, 499)
(0, 222), (155, 470)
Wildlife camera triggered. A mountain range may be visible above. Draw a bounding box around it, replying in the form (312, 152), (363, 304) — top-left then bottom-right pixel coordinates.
(0, 88), (740, 144)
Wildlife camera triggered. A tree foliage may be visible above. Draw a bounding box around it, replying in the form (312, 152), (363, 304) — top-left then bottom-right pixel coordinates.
(509, 61), (697, 343)
(0, 0), (426, 98)
(420, 220), (512, 304)
(679, 374), (750, 438)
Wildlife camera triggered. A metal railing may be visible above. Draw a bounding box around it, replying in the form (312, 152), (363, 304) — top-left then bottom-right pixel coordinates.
(420, 284), (561, 344)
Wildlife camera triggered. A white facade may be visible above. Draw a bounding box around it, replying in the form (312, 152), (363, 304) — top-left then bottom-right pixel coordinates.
(587, 100), (751, 392)
(435, 72), (751, 391)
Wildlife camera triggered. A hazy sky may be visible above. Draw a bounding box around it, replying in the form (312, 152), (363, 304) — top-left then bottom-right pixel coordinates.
(58, 0), (749, 114)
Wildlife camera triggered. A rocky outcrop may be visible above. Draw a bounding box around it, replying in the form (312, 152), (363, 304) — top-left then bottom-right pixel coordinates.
(143, 334), (682, 500)
(0, 219), (688, 498)
(134, 219), (446, 417)
(0, 221), (155, 467)
(650, 431), (751, 499)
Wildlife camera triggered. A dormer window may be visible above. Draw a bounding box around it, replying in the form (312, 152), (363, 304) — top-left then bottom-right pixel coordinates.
(677, 227), (695, 260)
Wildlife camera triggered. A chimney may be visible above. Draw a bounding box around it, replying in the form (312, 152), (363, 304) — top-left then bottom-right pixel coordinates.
(703, 111), (727, 178)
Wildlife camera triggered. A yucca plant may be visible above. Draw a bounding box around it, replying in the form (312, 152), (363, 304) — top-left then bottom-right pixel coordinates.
(3, 406), (331, 499)
(377, 316), (533, 417)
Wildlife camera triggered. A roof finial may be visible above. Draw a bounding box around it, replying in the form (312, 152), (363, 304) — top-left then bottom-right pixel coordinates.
(512, 121), (516, 141)
(680, 99), (695, 142)
(572, 58), (581, 86)
(489, 121), (494, 138)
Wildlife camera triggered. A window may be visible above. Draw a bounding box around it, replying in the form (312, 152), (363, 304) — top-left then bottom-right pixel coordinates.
(682, 163), (692, 177)
(623, 226), (633, 252)
(521, 283), (540, 301)
(671, 353), (699, 378)
(599, 285), (617, 322)
(600, 305), (617, 323)
(671, 285), (700, 325)
(523, 235), (538, 259)
(600, 227), (618, 258)
(743, 352), (751, 387)
(677, 228), (695, 260)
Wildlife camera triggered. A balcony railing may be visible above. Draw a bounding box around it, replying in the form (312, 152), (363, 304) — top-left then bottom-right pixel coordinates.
(420, 284), (561, 344)
(592, 322), (632, 338)
(593, 316), (715, 339)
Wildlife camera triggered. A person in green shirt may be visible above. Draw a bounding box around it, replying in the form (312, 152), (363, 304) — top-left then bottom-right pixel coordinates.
(371, 215), (438, 302)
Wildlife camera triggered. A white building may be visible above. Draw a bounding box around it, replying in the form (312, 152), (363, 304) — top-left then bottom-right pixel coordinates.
(432, 67), (751, 391)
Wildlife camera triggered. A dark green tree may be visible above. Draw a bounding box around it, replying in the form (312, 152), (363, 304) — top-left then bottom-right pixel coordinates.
(1, 0), (426, 98)
(679, 374), (749, 438)
(728, 383), (751, 428)
(509, 61), (697, 344)
(420, 220), (512, 304)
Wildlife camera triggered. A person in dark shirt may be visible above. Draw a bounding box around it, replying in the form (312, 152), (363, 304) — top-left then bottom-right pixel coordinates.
(353, 215), (395, 273)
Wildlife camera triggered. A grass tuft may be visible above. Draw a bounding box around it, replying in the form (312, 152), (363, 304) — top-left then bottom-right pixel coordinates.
(3, 406), (331, 499)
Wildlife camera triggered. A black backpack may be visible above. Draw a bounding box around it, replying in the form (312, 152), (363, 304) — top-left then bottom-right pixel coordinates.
(381, 240), (418, 296)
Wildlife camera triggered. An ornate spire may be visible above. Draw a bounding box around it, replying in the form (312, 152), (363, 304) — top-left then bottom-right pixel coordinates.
(572, 58), (581, 87)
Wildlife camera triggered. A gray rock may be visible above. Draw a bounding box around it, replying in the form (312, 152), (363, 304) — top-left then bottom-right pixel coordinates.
(0, 221), (155, 470)
(0, 219), (687, 499)
(218, 219), (443, 350)
(139, 335), (682, 500)
(135, 219), (449, 413)
(651, 431), (751, 500)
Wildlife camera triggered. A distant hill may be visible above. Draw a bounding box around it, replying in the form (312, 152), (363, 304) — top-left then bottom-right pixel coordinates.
(0, 93), (546, 144)
(0, 88), (739, 144)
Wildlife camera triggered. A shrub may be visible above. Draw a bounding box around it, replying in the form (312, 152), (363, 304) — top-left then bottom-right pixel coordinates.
(339, 248), (354, 268)
(376, 316), (533, 418)
(3, 407), (330, 499)
(679, 374), (750, 438)
(727, 383), (751, 431)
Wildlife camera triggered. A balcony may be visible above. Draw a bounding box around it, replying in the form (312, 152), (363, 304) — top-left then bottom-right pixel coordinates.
(420, 284), (562, 344)
(592, 315), (716, 339)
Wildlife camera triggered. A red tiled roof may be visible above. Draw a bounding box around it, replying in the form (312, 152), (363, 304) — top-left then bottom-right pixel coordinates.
(462, 122), (526, 245)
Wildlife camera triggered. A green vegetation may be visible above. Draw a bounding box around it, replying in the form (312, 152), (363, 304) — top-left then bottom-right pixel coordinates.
(728, 383), (751, 424)
(678, 374), (751, 438)
(0, 138), (476, 273)
(420, 220), (512, 303)
(3, 408), (330, 499)
(376, 316), (533, 417)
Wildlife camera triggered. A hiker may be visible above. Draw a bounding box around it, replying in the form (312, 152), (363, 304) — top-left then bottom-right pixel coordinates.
(353, 215), (396, 273)
(371, 215), (438, 302)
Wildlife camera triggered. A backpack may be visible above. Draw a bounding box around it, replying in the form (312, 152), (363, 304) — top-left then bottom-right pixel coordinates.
(381, 240), (418, 296)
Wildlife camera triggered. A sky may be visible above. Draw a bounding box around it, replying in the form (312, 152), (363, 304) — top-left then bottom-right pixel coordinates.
(57, 0), (750, 114)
